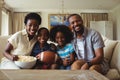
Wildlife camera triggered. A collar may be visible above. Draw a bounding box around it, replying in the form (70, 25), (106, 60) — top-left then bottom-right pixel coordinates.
(22, 29), (37, 41)
(22, 29), (28, 36)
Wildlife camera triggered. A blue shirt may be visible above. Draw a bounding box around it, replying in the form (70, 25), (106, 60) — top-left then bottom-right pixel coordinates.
(57, 43), (74, 59)
(72, 27), (104, 61)
(31, 41), (52, 57)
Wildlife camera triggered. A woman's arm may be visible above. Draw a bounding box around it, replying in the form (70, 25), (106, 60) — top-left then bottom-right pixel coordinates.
(3, 42), (18, 61)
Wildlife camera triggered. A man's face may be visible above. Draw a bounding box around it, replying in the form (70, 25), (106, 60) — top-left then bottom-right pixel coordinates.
(69, 15), (84, 33)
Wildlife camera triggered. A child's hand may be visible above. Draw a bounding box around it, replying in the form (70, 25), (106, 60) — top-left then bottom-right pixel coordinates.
(36, 53), (41, 60)
(63, 58), (70, 66)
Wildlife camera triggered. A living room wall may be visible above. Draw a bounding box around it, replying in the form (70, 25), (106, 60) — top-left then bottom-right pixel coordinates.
(109, 4), (120, 40)
(40, 10), (109, 29)
(40, 10), (82, 29)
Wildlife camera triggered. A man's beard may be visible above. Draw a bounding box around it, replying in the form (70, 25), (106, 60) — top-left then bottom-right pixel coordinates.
(75, 24), (84, 35)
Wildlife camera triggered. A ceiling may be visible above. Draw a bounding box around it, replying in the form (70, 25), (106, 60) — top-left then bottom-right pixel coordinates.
(4, 0), (120, 12)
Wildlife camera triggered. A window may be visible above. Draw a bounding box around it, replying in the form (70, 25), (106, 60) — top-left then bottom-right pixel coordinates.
(1, 10), (9, 36)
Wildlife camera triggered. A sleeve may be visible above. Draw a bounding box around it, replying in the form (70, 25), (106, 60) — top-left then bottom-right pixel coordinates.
(92, 31), (105, 50)
(8, 32), (20, 49)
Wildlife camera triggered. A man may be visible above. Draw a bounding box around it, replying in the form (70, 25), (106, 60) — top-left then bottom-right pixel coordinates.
(67, 14), (109, 74)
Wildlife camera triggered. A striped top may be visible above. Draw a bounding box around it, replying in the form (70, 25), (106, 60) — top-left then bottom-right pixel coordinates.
(57, 43), (74, 59)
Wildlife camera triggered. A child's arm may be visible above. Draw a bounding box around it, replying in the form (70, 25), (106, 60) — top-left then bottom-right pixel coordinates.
(70, 51), (76, 64)
(36, 53), (41, 60)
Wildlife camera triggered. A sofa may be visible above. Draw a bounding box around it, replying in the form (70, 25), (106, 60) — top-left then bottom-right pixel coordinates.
(0, 35), (120, 80)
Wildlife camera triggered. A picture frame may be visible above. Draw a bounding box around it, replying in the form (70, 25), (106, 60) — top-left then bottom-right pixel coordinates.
(48, 14), (70, 30)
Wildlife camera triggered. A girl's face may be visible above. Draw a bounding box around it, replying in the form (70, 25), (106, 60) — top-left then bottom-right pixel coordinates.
(55, 32), (66, 47)
(26, 19), (39, 36)
(37, 29), (49, 44)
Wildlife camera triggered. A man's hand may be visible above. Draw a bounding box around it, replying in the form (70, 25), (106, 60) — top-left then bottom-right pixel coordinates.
(81, 63), (89, 70)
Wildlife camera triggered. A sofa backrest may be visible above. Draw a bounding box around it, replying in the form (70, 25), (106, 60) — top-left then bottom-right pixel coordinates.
(103, 39), (118, 64)
(110, 41), (120, 73)
(102, 36), (120, 73)
(0, 36), (10, 61)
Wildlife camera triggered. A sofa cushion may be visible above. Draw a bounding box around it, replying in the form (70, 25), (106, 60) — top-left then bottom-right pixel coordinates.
(110, 42), (120, 73)
(105, 69), (120, 80)
(0, 36), (10, 62)
(104, 39), (118, 64)
(101, 35), (107, 42)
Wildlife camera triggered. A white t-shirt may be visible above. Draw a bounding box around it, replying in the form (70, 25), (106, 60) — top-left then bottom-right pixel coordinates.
(8, 29), (37, 56)
(1, 29), (37, 69)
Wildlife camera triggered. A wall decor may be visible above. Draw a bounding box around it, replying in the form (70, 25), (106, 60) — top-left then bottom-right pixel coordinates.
(48, 14), (70, 30)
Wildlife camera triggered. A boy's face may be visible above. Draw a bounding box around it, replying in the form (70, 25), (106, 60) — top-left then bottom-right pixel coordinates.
(37, 29), (49, 44)
(26, 19), (39, 36)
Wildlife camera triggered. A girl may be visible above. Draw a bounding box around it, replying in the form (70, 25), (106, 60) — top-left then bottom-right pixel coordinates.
(50, 25), (76, 70)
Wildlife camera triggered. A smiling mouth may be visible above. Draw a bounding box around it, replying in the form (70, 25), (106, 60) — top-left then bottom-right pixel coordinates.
(74, 26), (80, 31)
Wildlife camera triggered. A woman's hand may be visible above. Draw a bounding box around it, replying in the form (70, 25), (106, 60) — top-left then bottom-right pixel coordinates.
(12, 55), (19, 61)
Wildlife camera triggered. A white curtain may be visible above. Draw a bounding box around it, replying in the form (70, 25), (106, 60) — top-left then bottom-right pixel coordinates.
(80, 13), (108, 27)
(1, 8), (9, 36)
(12, 12), (28, 33)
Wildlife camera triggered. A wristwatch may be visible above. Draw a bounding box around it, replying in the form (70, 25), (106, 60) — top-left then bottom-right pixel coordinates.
(87, 61), (92, 67)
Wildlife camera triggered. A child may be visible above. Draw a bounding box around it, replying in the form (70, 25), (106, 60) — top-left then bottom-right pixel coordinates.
(50, 25), (76, 70)
(31, 27), (58, 69)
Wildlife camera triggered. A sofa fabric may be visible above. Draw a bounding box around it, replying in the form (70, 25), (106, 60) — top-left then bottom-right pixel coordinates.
(110, 42), (120, 72)
(0, 36), (10, 61)
(104, 39), (118, 63)
(0, 35), (120, 80)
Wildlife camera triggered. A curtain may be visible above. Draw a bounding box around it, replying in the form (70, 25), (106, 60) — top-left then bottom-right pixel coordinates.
(8, 10), (13, 35)
(12, 12), (28, 33)
(1, 8), (9, 36)
(80, 13), (108, 27)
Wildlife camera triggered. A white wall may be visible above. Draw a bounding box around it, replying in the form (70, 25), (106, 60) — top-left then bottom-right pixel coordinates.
(109, 4), (120, 40)
(40, 9), (106, 29)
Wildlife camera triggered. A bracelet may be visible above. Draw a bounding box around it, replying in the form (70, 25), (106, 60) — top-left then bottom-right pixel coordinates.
(87, 61), (92, 67)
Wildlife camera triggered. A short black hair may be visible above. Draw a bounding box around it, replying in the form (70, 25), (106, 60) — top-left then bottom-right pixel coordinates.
(37, 27), (49, 37)
(50, 25), (73, 44)
(67, 14), (82, 22)
(24, 12), (42, 25)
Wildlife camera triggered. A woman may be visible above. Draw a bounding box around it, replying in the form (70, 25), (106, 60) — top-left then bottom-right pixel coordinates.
(1, 12), (42, 69)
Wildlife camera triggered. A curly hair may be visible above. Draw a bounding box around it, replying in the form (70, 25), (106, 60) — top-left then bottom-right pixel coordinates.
(24, 12), (42, 25)
(50, 25), (73, 44)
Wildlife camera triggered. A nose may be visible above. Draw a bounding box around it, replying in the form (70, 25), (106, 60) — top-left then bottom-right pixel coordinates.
(74, 21), (78, 26)
(58, 38), (62, 42)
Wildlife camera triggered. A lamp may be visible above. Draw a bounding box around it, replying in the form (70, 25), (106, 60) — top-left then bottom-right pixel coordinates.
(59, 0), (64, 14)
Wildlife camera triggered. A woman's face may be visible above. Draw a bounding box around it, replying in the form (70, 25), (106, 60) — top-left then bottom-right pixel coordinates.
(37, 29), (49, 44)
(55, 32), (66, 47)
(26, 19), (39, 36)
